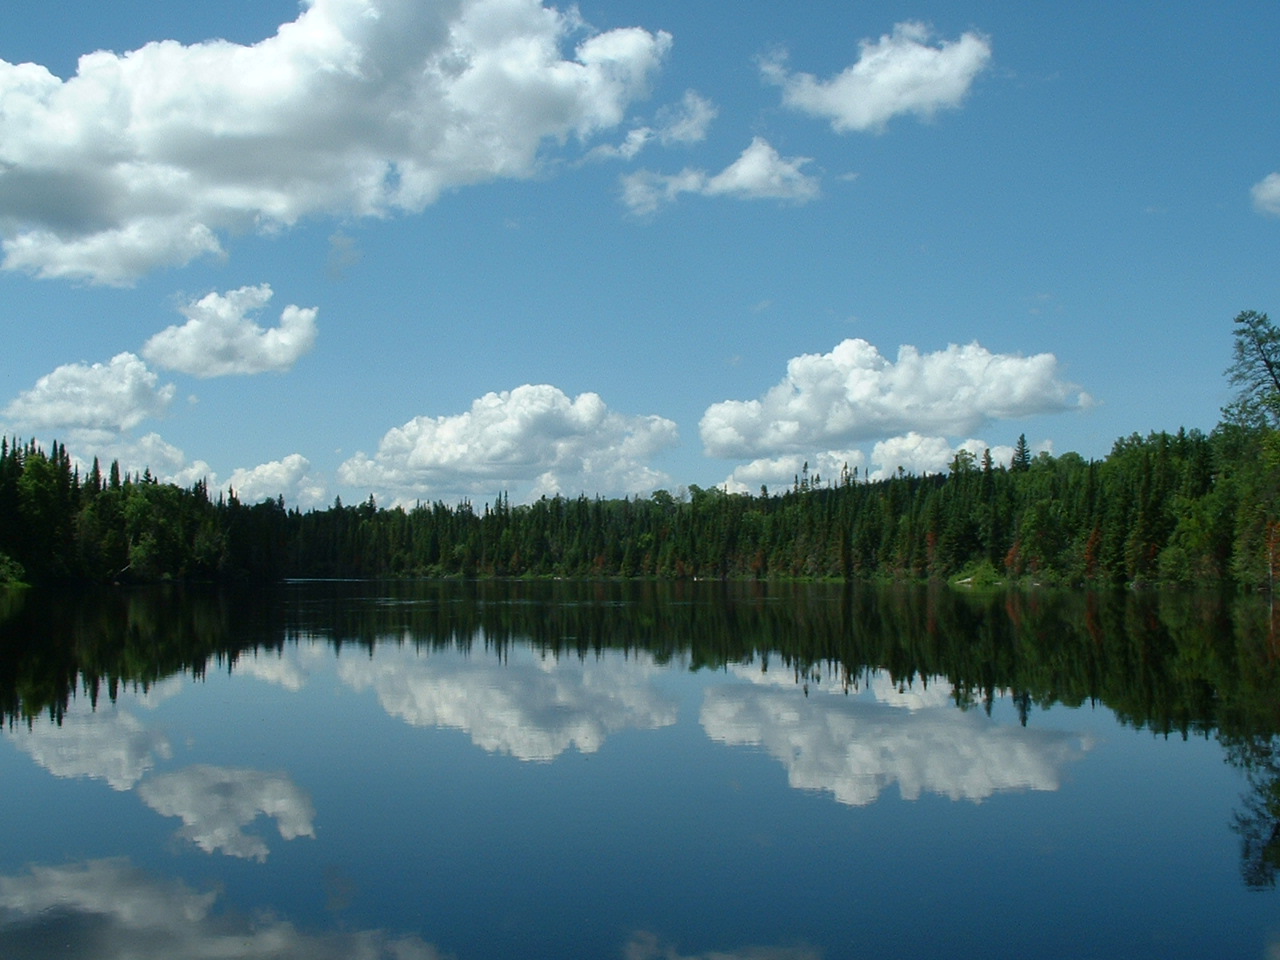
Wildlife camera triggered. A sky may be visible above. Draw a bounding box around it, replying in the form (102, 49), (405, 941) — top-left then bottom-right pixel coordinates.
(1, 0), (1278, 509)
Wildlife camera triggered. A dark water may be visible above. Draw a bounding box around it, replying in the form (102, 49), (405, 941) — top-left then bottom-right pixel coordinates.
(1, 580), (1279, 958)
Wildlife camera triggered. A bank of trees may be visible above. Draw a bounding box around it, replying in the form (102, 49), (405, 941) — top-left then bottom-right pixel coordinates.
(0, 424), (1261, 588)
(3, 311), (1279, 589)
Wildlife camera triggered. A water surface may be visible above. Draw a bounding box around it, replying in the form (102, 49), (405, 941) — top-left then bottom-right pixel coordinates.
(1, 581), (1277, 958)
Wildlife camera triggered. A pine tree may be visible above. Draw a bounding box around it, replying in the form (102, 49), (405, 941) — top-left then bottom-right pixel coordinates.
(1012, 434), (1031, 472)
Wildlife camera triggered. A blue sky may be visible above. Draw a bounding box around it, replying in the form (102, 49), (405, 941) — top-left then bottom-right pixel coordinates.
(2, 0), (1278, 507)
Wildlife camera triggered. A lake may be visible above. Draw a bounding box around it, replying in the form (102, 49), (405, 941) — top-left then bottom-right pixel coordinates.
(1, 579), (1278, 959)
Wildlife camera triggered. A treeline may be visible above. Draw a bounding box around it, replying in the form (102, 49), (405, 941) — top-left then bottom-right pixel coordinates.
(1, 419), (1278, 588)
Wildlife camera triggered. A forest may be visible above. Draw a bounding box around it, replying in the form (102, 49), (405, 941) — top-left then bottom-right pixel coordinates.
(2, 310), (1279, 589)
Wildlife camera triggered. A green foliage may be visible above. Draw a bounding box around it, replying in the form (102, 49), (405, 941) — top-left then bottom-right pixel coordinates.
(1225, 310), (1280, 428)
(0, 551), (26, 585)
(0, 425), (1266, 587)
(951, 559), (1003, 588)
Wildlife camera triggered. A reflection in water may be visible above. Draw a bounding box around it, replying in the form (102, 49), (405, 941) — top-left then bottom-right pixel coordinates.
(5, 667), (317, 862)
(4, 694), (174, 791)
(703, 667), (1092, 805)
(1227, 734), (1280, 888)
(3, 578), (1280, 927)
(624, 931), (820, 960)
(138, 765), (316, 861)
(234, 647), (315, 692)
(337, 643), (679, 761)
(0, 859), (447, 959)
(0, 859), (822, 960)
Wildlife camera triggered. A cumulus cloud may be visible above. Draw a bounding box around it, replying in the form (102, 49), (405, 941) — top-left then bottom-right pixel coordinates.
(622, 137), (819, 214)
(0, 859), (446, 959)
(142, 284), (317, 377)
(762, 21), (992, 133)
(702, 138), (820, 200)
(338, 383), (678, 503)
(63, 431), (212, 487)
(721, 450), (866, 494)
(3, 352), (175, 435)
(338, 644), (678, 761)
(128, 440), (323, 507)
(226, 453), (326, 506)
(868, 433), (1024, 478)
(702, 667), (1092, 806)
(700, 338), (1090, 460)
(721, 438), (1025, 492)
(0, 0), (671, 284)
(1, 286), (319, 503)
(137, 764), (316, 861)
(1254, 172), (1280, 216)
(867, 432), (958, 476)
(27, 429), (324, 507)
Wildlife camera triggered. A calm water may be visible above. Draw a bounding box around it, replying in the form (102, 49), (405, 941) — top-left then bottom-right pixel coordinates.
(1, 580), (1279, 959)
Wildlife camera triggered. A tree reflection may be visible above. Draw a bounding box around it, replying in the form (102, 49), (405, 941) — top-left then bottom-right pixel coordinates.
(6, 583), (1280, 744)
(1226, 734), (1280, 888)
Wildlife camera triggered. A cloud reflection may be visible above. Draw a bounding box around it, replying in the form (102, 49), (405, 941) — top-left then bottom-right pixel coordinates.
(233, 646), (316, 692)
(338, 645), (678, 761)
(0, 859), (447, 959)
(702, 668), (1092, 806)
(625, 931), (820, 960)
(3, 698), (172, 791)
(137, 765), (316, 860)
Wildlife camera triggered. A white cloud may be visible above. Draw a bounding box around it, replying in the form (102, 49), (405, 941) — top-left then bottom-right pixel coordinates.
(30, 429), (324, 507)
(700, 338), (1090, 460)
(338, 644), (678, 761)
(704, 137), (820, 200)
(588, 90), (716, 162)
(721, 450), (867, 494)
(867, 432), (1018, 479)
(864, 432), (957, 476)
(226, 453), (326, 506)
(621, 137), (818, 214)
(142, 284), (317, 377)
(162, 442), (322, 505)
(60, 431), (213, 487)
(3, 352), (175, 434)
(621, 168), (705, 214)
(137, 764), (316, 861)
(720, 438), (1024, 492)
(0, 859), (446, 959)
(0, 0), (671, 284)
(589, 126), (655, 161)
(702, 667), (1092, 806)
(655, 90), (717, 145)
(1253, 172), (1280, 216)
(338, 383), (678, 503)
(763, 21), (992, 133)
